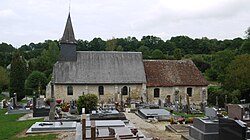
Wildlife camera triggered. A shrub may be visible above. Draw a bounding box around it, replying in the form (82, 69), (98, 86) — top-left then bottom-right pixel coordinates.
(77, 94), (98, 114)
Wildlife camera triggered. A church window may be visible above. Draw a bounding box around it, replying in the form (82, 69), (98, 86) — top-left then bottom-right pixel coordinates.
(187, 88), (192, 97)
(122, 86), (128, 95)
(67, 86), (73, 95)
(154, 88), (160, 98)
(99, 86), (104, 95)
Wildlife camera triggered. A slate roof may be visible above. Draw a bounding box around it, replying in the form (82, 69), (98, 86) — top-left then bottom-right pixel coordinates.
(60, 13), (76, 44)
(143, 60), (209, 87)
(54, 51), (146, 84)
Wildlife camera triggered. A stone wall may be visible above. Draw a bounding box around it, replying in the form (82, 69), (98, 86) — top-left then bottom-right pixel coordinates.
(146, 86), (207, 105)
(47, 84), (145, 103)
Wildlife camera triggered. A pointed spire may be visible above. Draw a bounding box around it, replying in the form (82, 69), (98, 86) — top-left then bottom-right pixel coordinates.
(60, 13), (76, 44)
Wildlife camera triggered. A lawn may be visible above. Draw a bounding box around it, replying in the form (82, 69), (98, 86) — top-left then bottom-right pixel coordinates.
(0, 109), (57, 140)
(0, 94), (9, 101)
(18, 99), (30, 104)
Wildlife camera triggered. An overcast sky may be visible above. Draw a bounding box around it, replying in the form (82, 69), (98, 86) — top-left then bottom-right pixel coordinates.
(0, 0), (250, 48)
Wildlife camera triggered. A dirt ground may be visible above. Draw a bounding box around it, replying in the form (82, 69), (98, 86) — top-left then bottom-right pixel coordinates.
(19, 112), (183, 140)
(125, 112), (182, 140)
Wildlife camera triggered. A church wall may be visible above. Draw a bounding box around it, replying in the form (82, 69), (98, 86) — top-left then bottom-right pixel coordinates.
(52, 84), (144, 103)
(146, 86), (207, 105)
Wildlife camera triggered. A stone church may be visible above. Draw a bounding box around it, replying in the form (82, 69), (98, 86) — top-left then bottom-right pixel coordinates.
(46, 13), (209, 105)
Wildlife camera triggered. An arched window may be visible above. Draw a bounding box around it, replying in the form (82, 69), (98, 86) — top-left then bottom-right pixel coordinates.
(99, 86), (104, 95)
(154, 88), (160, 98)
(187, 88), (192, 97)
(122, 86), (128, 95)
(67, 86), (73, 95)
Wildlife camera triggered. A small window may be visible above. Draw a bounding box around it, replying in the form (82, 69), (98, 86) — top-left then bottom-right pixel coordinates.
(154, 88), (160, 98)
(99, 86), (104, 95)
(122, 86), (128, 95)
(67, 86), (73, 95)
(187, 88), (192, 97)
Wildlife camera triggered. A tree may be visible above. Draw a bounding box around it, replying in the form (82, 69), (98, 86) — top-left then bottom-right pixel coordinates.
(191, 56), (210, 73)
(89, 38), (106, 51)
(151, 49), (165, 59)
(240, 39), (250, 54)
(77, 94), (98, 114)
(105, 38), (118, 51)
(223, 54), (250, 101)
(173, 48), (182, 60)
(205, 49), (235, 82)
(9, 52), (26, 101)
(245, 27), (250, 39)
(25, 71), (47, 95)
(0, 66), (9, 92)
(32, 41), (59, 77)
(137, 46), (151, 59)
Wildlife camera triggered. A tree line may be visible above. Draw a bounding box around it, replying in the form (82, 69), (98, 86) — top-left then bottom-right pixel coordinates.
(0, 29), (250, 102)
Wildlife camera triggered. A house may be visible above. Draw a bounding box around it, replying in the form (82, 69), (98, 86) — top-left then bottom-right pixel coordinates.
(46, 13), (209, 105)
(143, 60), (209, 105)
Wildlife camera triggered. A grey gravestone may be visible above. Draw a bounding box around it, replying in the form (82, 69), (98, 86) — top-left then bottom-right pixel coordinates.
(189, 118), (219, 140)
(69, 100), (77, 114)
(205, 107), (217, 120)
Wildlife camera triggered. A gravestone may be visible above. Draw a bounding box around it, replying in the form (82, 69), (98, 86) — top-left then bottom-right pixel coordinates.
(219, 117), (247, 140)
(227, 104), (244, 120)
(189, 118), (219, 140)
(69, 100), (77, 114)
(205, 107), (217, 120)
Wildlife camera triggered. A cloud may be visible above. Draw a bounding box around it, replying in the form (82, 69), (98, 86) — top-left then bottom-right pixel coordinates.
(0, 0), (250, 47)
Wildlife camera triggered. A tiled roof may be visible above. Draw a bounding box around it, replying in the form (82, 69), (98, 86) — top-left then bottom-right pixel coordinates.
(143, 60), (209, 87)
(54, 51), (146, 84)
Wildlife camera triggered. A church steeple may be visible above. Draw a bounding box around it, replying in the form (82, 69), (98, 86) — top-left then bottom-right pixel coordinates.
(60, 13), (76, 44)
(59, 12), (77, 61)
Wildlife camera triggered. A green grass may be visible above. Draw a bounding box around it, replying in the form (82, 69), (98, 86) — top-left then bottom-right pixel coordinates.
(18, 100), (30, 104)
(0, 94), (9, 101)
(15, 134), (57, 140)
(0, 109), (58, 140)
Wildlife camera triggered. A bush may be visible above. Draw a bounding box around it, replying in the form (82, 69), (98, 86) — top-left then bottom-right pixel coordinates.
(77, 94), (98, 114)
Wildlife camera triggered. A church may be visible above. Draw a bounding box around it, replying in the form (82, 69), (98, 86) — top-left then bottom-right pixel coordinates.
(46, 13), (209, 105)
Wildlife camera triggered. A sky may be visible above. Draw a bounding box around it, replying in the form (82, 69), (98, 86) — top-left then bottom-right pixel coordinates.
(0, 0), (250, 48)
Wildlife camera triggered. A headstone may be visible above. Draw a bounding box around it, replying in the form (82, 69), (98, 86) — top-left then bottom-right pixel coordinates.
(189, 117), (219, 140)
(215, 96), (218, 108)
(158, 99), (162, 107)
(227, 104), (244, 120)
(131, 103), (136, 110)
(205, 107), (217, 120)
(0, 100), (3, 109)
(219, 117), (247, 140)
(82, 108), (85, 114)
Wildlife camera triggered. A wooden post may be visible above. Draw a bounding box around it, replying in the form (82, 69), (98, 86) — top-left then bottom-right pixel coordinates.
(91, 120), (96, 140)
(82, 114), (86, 140)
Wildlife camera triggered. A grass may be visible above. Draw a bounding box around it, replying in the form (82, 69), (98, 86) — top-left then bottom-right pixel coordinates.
(0, 109), (57, 140)
(18, 100), (30, 104)
(0, 94), (9, 101)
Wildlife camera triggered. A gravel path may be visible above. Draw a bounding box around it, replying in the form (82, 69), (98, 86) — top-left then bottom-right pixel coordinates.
(125, 112), (182, 140)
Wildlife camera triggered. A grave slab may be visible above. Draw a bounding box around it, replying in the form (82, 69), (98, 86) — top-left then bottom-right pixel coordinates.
(26, 121), (77, 134)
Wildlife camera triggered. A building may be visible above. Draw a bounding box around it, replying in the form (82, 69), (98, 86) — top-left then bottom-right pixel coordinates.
(46, 13), (209, 105)
(143, 60), (209, 105)
(47, 13), (146, 103)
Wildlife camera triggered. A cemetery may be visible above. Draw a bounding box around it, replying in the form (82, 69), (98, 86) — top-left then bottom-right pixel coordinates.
(2, 89), (250, 140)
